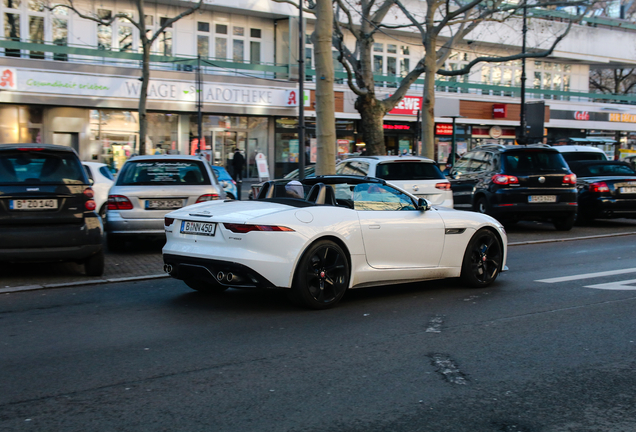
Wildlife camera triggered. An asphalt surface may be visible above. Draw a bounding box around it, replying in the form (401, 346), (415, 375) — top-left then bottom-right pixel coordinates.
(1, 233), (635, 431)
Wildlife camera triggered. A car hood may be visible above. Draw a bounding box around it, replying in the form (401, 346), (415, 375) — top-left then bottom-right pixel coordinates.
(166, 200), (293, 223)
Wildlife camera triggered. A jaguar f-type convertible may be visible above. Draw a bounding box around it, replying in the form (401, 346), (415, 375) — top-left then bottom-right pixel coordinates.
(162, 175), (508, 309)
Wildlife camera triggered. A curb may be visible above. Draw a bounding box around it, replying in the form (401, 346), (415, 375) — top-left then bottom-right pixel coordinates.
(0, 274), (169, 295)
(3, 231), (636, 295)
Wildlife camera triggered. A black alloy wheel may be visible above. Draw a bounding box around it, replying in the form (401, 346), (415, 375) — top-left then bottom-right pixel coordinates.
(184, 279), (229, 293)
(291, 240), (350, 309)
(475, 196), (489, 215)
(460, 229), (502, 288)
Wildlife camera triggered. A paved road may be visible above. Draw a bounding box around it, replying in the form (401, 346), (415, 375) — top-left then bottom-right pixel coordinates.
(1, 234), (635, 431)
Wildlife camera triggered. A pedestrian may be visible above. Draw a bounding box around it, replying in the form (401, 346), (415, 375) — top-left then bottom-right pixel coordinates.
(231, 148), (245, 181)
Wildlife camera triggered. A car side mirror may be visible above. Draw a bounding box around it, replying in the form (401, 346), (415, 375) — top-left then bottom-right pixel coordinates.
(417, 197), (431, 211)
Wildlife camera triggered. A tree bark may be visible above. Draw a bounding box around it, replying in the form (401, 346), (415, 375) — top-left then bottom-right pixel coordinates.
(314, 0), (336, 175)
(355, 94), (386, 155)
(421, 28), (437, 160)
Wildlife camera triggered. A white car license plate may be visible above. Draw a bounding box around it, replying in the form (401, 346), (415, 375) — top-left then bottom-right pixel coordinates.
(10, 199), (58, 210)
(145, 199), (183, 210)
(619, 187), (636, 194)
(180, 220), (217, 236)
(528, 195), (557, 203)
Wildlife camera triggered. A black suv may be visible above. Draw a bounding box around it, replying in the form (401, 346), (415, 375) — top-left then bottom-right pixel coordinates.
(0, 144), (104, 275)
(449, 144), (578, 230)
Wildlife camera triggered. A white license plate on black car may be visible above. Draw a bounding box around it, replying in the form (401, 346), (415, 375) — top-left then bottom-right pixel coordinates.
(181, 220), (217, 236)
(528, 195), (557, 203)
(145, 199), (183, 210)
(619, 187), (636, 194)
(10, 199), (58, 210)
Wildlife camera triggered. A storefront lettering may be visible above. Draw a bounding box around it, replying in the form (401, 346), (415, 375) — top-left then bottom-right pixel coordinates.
(205, 87), (272, 104)
(609, 113), (636, 123)
(26, 78), (109, 91)
(574, 111), (590, 121)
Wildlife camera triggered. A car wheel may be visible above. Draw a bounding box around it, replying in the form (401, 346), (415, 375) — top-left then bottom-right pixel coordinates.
(460, 229), (502, 288)
(184, 279), (229, 293)
(474, 196), (489, 215)
(290, 240), (350, 310)
(107, 234), (125, 252)
(84, 249), (105, 276)
(553, 214), (576, 231)
(99, 204), (107, 220)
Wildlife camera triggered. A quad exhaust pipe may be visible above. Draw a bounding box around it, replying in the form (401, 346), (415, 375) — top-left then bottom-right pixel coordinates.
(216, 271), (235, 282)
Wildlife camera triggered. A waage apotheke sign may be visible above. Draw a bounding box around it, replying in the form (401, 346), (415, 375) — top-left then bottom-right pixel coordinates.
(6, 69), (299, 107)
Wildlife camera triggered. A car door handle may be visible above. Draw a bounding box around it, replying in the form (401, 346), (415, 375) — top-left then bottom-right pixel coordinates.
(369, 225), (380, 229)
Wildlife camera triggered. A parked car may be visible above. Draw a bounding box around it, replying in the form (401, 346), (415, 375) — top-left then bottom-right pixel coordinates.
(106, 155), (226, 251)
(552, 145), (608, 163)
(449, 144), (578, 230)
(162, 176), (507, 309)
(567, 160), (636, 221)
(621, 154), (636, 170)
(211, 165), (238, 200)
(82, 161), (115, 219)
(0, 144), (104, 275)
(334, 156), (453, 208)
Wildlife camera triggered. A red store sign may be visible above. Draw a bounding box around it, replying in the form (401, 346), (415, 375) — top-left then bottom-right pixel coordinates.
(574, 111), (590, 121)
(493, 103), (507, 119)
(383, 124), (411, 130)
(435, 123), (454, 136)
(389, 96), (423, 115)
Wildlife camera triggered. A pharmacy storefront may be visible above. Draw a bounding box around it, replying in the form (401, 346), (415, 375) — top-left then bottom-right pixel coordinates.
(0, 66), (299, 178)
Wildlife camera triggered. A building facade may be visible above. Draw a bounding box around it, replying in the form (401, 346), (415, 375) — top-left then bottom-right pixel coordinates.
(2, 0), (636, 178)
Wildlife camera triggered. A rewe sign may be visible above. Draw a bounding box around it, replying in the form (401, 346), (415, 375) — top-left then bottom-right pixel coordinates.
(389, 96), (422, 115)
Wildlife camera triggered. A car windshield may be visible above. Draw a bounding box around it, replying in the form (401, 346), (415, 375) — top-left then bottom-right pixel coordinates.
(375, 162), (445, 180)
(212, 167), (233, 181)
(570, 163), (636, 177)
(561, 152), (607, 162)
(117, 160), (210, 186)
(502, 151), (569, 174)
(0, 150), (85, 185)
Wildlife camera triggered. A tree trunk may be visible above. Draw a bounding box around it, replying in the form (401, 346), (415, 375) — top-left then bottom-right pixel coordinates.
(421, 36), (437, 160)
(356, 94), (386, 155)
(314, 0), (336, 175)
(139, 46), (150, 155)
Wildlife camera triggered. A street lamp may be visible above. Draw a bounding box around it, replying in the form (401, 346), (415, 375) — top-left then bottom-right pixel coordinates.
(297, 0), (306, 179)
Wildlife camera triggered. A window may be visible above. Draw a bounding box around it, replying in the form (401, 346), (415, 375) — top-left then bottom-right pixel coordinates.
(216, 24), (227, 34)
(250, 28), (261, 38)
(158, 17), (172, 56)
(353, 183), (416, 211)
(118, 25), (133, 52)
(373, 43), (383, 52)
(52, 16), (68, 61)
(215, 24), (228, 59)
(387, 44), (397, 54)
(198, 21), (209, 32)
(4, 13), (21, 57)
(233, 39), (243, 62)
(233, 26), (244, 36)
(97, 9), (112, 50)
(144, 15), (154, 26)
(250, 41), (260, 63)
(198, 35), (209, 58)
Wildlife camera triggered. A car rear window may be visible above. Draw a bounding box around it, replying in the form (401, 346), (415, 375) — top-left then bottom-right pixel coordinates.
(560, 152), (607, 162)
(117, 160), (211, 186)
(502, 151), (569, 174)
(570, 163), (636, 177)
(0, 150), (86, 185)
(375, 162), (445, 180)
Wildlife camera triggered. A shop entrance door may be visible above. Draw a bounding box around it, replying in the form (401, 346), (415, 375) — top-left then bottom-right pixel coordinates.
(53, 132), (79, 152)
(212, 130), (249, 179)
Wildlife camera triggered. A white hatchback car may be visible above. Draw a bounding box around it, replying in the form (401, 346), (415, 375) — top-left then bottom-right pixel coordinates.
(335, 156), (453, 208)
(552, 145), (608, 163)
(82, 161), (115, 219)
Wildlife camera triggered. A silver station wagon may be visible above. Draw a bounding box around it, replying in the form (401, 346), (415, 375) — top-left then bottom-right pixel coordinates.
(106, 155), (226, 250)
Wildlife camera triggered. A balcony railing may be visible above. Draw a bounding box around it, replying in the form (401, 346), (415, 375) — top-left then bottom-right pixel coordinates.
(2, 38), (635, 106)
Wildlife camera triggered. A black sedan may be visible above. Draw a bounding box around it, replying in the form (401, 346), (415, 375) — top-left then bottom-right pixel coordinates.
(568, 161), (636, 221)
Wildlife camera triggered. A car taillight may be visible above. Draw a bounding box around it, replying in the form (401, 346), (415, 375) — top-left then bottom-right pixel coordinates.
(83, 188), (94, 198)
(108, 195), (133, 210)
(85, 200), (96, 211)
(563, 174), (577, 185)
(589, 181), (610, 193)
(435, 182), (451, 190)
(196, 194), (220, 203)
(18, 147), (43, 151)
(223, 223), (294, 233)
(492, 175), (519, 185)
(164, 217), (175, 226)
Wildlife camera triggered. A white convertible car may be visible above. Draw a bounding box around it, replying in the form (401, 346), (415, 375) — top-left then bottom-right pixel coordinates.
(162, 176), (508, 309)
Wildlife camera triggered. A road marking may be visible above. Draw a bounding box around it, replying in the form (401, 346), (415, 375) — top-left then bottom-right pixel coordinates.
(425, 315), (444, 333)
(585, 279), (636, 291)
(509, 231), (636, 246)
(429, 354), (468, 385)
(535, 268), (636, 284)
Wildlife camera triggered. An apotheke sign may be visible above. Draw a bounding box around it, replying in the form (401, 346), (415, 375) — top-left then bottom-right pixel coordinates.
(12, 69), (297, 107)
